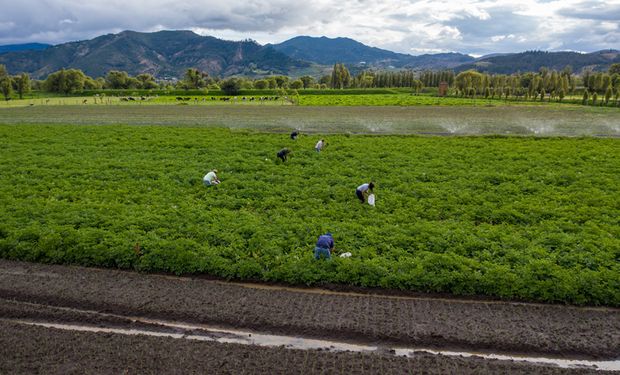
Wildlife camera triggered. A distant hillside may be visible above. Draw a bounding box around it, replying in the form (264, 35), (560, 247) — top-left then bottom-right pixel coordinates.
(271, 36), (474, 69)
(0, 30), (310, 79)
(270, 36), (406, 65)
(456, 50), (620, 73)
(403, 53), (475, 70)
(0, 43), (51, 54)
(1, 30), (618, 79)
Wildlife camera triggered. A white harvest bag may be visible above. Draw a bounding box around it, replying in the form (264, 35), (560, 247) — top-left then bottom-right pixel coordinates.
(367, 193), (375, 206)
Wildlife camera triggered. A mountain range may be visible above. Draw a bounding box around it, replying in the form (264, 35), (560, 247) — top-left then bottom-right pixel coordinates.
(269, 36), (474, 69)
(0, 30), (618, 79)
(0, 43), (51, 54)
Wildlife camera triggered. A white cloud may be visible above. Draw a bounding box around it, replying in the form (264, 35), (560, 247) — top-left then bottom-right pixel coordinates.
(0, 21), (15, 31)
(0, 0), (618, 55)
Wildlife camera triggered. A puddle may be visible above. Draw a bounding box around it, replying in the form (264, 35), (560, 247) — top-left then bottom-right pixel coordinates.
(4, 316), (618, 372)
(393, 349), (620, 372)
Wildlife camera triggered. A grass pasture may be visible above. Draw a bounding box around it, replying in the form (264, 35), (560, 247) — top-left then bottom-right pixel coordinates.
(1, 124), (618, 305)
(6, 91), (620, 109)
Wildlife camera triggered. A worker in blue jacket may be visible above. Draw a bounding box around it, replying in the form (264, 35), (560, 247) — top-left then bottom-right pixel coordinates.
(314, 232), (334, 260)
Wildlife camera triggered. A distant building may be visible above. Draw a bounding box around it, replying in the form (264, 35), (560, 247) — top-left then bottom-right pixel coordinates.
(438, 81), (449, 97)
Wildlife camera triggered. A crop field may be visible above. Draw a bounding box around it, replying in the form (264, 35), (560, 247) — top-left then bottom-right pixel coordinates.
(1, 104), (619, 136)
(1, 123), (618, 306)
(296, 94), (591, 107)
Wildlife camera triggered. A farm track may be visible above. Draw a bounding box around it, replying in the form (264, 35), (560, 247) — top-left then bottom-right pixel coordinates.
(0, 260), (619, 373)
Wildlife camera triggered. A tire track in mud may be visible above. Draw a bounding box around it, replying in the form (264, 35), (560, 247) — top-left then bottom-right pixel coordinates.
(1, 300), (618, 372)
(2, 319), (611, 375)
(0, 259), (618, 360)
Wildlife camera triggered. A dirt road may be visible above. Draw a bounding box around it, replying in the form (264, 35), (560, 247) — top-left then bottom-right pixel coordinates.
(0, 259), (618, 374)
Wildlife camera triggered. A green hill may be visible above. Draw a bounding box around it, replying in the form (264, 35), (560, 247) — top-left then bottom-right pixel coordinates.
(457, 50), (620, 74)
(270, 36), (474, 69)
(0, 30), (310, 79)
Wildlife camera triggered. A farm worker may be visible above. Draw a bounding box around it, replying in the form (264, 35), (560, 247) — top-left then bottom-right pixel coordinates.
(277, 148), (291, 162)
(356, 182), (375, 203)
(314, 232), (334, 260)
(290, 130), (299, 140)
(315, 139), (325, 152)
(203, 169), (220, 186)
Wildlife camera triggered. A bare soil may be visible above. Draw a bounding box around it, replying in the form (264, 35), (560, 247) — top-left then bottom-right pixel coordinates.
(0, 259), (618, 373)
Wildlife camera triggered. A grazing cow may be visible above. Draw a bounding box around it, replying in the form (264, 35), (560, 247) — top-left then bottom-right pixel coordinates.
(128, 97), (136, 101)
(82, 99), (88, 104)
(121, 97), (129, 101)
(176, 97), (183, 101)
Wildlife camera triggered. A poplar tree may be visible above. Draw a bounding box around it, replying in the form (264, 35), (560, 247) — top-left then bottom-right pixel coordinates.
(14, 73), (31, 99)
(0, 64), (12, 100)
(582, 90), (589, 105)
(334, 64), (351, 89)
(604, 85), (612, 105)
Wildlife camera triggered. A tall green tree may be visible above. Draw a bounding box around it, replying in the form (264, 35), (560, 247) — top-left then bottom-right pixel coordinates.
(604, 85), (613, 105)
(253, 79), (268, 89)
(219, 77), (242, 95)
(330, 63), (350, 89)
(13, 73), (31, 99)
(289, 79), (303, 90)
(0, 64), (12, 100)
(273, 76), (289, 89)
(84, 76), (103, 90)
(45, 69), (87, 94)
(65, 69), (87, 93)
(609, 63), (620, 75)
(454, 70), (483, 95)
(582, 90), (589, 105)
(105, 71), (129, 89)
(183, 68), (207, 89)
(299, 75), (315, 89)
(136, 73), (158, 89)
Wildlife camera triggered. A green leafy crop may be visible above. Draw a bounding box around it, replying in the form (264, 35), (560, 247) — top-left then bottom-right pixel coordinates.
(0, 125), (618, 306)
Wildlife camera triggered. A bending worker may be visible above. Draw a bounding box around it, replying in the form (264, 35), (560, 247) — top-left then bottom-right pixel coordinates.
(314, 232), (334, 260)
(315, 139), (325, 152)
(277, 148), (291, 162)
(203, 169), (220, 186)
(356, 182), (375, 203)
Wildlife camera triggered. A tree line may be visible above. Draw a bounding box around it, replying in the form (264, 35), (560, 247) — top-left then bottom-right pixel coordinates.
(452, 65), (620, 105)
(1, 63), (619, 106)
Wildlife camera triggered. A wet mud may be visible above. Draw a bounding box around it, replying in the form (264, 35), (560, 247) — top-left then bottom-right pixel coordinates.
(0, 259), (619, 373)
(0, 319), (612, 374)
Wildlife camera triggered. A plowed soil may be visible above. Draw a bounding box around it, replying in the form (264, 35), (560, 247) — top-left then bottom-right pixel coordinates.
(0, 259), (618, 374)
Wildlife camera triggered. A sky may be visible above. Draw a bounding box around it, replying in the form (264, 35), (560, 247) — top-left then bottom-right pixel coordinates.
(0, 0), (618, 56)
